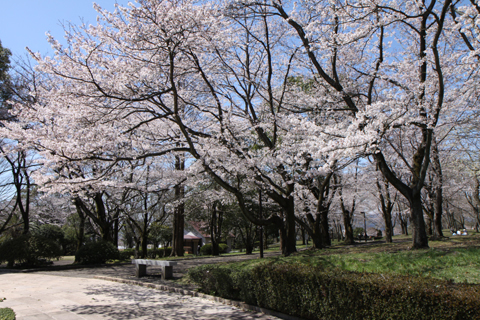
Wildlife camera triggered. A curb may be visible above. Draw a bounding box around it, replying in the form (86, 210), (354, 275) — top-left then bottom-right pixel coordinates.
(19, 262), (131, 273)
(94, 275), (305, 320)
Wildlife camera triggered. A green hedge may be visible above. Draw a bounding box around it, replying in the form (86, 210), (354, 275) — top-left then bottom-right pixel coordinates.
(0, 308), (15, 320)
(188, 262), (480, 320)
(75, 240), (119, 265)
(0, 234), (62, 267)
(200, 243), (229, 255)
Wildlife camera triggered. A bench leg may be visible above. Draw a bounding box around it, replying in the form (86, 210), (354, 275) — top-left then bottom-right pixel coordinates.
(163, 266), (173, 279)
(136, 264), (147, 277)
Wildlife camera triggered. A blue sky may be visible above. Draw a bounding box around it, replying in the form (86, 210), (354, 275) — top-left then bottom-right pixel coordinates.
(0, 1), (130, 58)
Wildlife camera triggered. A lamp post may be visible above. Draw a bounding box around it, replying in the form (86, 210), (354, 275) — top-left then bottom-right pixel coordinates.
(362, 212), (367, 243)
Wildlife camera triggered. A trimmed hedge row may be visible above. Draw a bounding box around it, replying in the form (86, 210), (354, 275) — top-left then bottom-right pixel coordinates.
(188, 262), (480, 320)
(0, 308), (15, 320)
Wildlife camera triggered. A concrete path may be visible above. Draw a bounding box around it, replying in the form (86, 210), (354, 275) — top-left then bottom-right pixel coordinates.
(0, 272), (279, 320)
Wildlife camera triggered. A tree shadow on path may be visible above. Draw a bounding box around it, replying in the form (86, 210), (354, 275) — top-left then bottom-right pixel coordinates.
(67, 282), (275, 320)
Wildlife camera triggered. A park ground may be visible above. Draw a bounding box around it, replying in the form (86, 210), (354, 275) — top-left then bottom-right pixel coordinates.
(2, 231), (480, 319)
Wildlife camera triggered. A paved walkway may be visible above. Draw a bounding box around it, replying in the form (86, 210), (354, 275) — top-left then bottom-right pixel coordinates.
(0, 253), (282, 320)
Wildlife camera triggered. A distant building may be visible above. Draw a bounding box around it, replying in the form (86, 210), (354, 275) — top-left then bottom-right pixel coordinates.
(183, 231), (202, 255)
(185, 221), (234, 252)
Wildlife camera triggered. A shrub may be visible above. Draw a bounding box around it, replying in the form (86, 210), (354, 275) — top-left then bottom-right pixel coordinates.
(0, 307), (15, 320)
(200, 243), (229, 255)
(219, 243), (229, 253)
(0, 234), (62, 268)
(188, 262), (480, 320)
(119, 248), (135, 260)
(188, 265), (237, 297)
(200, 244), (212, 255)
(75, 240), (119, 265)
(32, 224), (64, 243)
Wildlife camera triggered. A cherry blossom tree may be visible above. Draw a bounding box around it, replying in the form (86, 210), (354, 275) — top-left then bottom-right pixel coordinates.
(247, 0), (474, 249)
(5, 0), (480, 255)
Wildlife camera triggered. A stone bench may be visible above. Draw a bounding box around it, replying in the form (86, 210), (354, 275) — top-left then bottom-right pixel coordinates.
(132, 259), (178, 279)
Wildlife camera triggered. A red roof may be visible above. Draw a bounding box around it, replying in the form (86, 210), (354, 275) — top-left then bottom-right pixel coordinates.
(184, 233), (201, 240)
(188, 221), (234, 238)
(188, 221), (210, 238)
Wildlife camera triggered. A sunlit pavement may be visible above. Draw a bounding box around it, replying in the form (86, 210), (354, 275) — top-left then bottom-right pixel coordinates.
(0, 273), (279, 320)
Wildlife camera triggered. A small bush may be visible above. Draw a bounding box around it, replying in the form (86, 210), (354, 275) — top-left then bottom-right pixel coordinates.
(200, 243), (229, 255)
(200, 244), (212, 255)
(188, 265), (237, 297)
(219, 243), (229, 253)
(0, 307), (15, 320)
(119, 248), (135, 260)
(189, 262), (480, 320)
(75, 240), (119, 265)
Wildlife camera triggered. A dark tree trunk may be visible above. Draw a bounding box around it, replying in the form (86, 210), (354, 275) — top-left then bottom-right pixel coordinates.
(410, 192), (429, 249)
(113, 211), (120, 248)
(299, 214), (323, 249)
(282, 198), (297, 256)
(135, 241), (141, 258)
(141, 236), (148, 258)
(171, 154), (185, 257)
(210, 202), (223, 256)
(431, 136), (444, 239)
(338, 177), (355, 245)
(171, 200), (184, 257)
(466, 176), (480, 233)
(343, 212), (355, 245)
(320, 209), (331, 246)
(384, 212), (393, 243)
(397, 205), (409, 236)
(238, 224), (255, 254)
(375, 152), (429, 248)
(425, 213), (433, 236)
(94, 193), (113, 242)
(73, 198), (86, 260)
(376, 179), (395, 243)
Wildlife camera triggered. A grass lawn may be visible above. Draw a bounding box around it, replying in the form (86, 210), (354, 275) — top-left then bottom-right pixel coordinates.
(192, 232), (480, 284)
(59, 255), (75, 262)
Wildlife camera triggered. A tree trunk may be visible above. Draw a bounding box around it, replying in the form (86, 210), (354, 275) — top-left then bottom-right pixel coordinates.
(425, 213), (433, 236)
(400, 214), (409, 235)
(384, 212), (393, 243)
(94, 193), (113, 242)
(282, 198), (297, 256)
(210, 203), (221, 256)
(171, 154), (185, 257)
(141, 233), (148, 259)
(376, 179), (395, 243)
(73, 198), (86, 260)
(343, 212), (355, 245)
(431, 136), (444, 239)
(320, 209), (331, 246)
(300, 214), (323, 249)
(113, 216), (119, 248)
(409, 192), (429, 249)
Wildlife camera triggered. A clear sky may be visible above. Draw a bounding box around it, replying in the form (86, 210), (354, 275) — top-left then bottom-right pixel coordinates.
(0, 1), (130, 58)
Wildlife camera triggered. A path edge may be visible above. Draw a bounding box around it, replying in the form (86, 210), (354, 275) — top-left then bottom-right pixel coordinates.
(94, 275), (305, 320)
